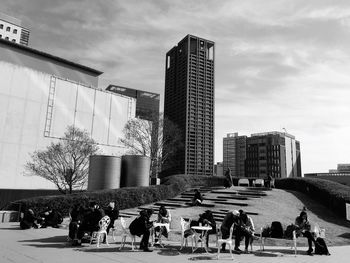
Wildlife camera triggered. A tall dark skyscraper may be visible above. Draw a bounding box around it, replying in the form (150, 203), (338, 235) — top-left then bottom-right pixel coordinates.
(164, 35), (215, 176)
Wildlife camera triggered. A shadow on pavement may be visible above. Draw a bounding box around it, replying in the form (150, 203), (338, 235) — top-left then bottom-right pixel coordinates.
(157, 248), (181, 256)
(19, 235), (68, 243)
(254, 248), (300, 257)
(188, 256), (216, 261)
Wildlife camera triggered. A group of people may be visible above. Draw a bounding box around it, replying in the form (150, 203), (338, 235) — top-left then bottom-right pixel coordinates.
(220, 209), (255, 253)
(20, 206), (63, 230)
(68, 201), (119, 246)
(19, 198), (327, 256)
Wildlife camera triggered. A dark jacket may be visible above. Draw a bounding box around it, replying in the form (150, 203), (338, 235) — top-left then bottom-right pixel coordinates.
(221, 212), (240, 232)
(129, 211), (153, 236)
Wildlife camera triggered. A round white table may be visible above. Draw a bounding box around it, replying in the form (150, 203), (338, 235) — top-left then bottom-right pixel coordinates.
(151, 222), (170, 247)
(191, 225), (212, 253)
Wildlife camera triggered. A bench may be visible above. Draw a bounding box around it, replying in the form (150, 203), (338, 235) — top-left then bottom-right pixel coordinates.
(259, 228), (297, 256)
(258, 225), (326, 256)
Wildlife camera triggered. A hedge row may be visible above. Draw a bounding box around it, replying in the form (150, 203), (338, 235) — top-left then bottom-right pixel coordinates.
(6, 175), (225, 216)
(276, 177), (350, 218)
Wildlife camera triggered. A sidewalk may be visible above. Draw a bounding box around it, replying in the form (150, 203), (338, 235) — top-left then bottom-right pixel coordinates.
(0, 223), (347, 263)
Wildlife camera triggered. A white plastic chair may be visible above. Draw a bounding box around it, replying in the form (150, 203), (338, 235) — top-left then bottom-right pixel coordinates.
(217, 226), (234, 260)
(119, 217), (136, 250)
(238, 178), (250, 187)
(90, 216), (110, 248)
(254, 179), (264, 187)
(180, 217), (196, 252)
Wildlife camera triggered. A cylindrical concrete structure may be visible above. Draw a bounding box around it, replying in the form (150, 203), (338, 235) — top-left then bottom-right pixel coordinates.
(121, 155), (151, 187)
(88, 155), (121, 191)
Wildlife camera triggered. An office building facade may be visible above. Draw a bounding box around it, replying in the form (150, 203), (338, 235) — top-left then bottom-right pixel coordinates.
(245, 132), (301, 178)
(223, 133), (247, 177)
(164, 35), (214, 176)
(0, 13), (30, 46)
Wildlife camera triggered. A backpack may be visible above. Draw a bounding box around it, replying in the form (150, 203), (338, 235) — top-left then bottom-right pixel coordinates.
(284, 224), (296, 239)
(270, 221), (284, 238)
(314, 237), (330, 255)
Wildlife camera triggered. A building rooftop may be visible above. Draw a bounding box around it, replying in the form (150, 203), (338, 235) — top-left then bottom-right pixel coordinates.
(106, 84), (160, 99)
(251, 131), (295, 139)
(0, 38), (103, 76)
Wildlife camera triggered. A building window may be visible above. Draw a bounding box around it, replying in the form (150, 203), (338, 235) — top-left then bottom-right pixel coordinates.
(13, 29), (18, 34)
(0, 24), (3, 29)
(6, 26), (10, 32)
(0, 34), (2, 38)
(12, 39), (16, 42)
(5, 37), (9, 40)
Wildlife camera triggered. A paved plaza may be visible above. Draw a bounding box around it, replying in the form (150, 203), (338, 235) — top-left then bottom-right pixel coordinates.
(0, 222), (348, 263)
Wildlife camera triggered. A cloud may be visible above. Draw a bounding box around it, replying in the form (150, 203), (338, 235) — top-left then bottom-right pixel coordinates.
(2, 0), (350, 174)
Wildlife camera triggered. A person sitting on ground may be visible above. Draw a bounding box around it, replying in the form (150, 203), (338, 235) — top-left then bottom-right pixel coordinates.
(191, 189), (203, 206)
(104, 201), (119, 235)
(220, 210), (241, 252)
(224, 168), (233, 188)
(154, 205), (171, 244)
(39, 206), (63, 228)
(295, 210), (317, 255)
(129, 209), (154, 252)
(68, 204), (85, 245)
(20, 208), (40, 229)
(198, 210), (217, 249)
(238, 210), (255, 253)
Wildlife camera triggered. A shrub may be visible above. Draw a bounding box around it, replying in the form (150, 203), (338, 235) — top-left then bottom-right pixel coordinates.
(276, 177), (350, 218)
(6, 174), (224, 216)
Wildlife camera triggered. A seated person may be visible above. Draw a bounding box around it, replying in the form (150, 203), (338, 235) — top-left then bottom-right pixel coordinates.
(198, 210), (216, 248)
(77, 201), (105, 244)
(238, 210), (255, 253)
(40, 207), (63, 228)
(191, 189), (203, 206)
(295, 210), (316, 255)
(20, 208), (40, 229)
(129, 209), (154, 252)
(220, 210), (240, 252)
(104, 201), (119, 234)
(154, 205), (171, 244)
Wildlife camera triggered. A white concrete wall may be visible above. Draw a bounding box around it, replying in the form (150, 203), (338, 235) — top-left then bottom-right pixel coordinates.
(284, 136), (298, 178)
(0, 61), (135, 189)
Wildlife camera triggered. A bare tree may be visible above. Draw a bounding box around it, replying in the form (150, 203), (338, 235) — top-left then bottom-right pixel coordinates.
(119, 113), (182, 178)
(26, 126), (99, 194)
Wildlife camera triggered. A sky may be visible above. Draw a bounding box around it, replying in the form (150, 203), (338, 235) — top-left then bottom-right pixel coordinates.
(2, 0), (350, 174)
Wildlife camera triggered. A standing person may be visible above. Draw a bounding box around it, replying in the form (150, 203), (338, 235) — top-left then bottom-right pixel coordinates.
(68, 204), (85, 245)
(238, 210), (255, 253)
(104, 201), (119, 235)
(220, 210), (240, 252)
(224, 168), (233, 188)
(266, 174), (273, 188)
(192, 189), (203, 206)
(129, 209), (154, 252)
(295, 211), (316, 255)
(154, 205), (171, 244)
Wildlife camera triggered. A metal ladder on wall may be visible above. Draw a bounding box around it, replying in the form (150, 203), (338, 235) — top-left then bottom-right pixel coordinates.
(127, 98), (133, 119)
(44, 76), (57, 137)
